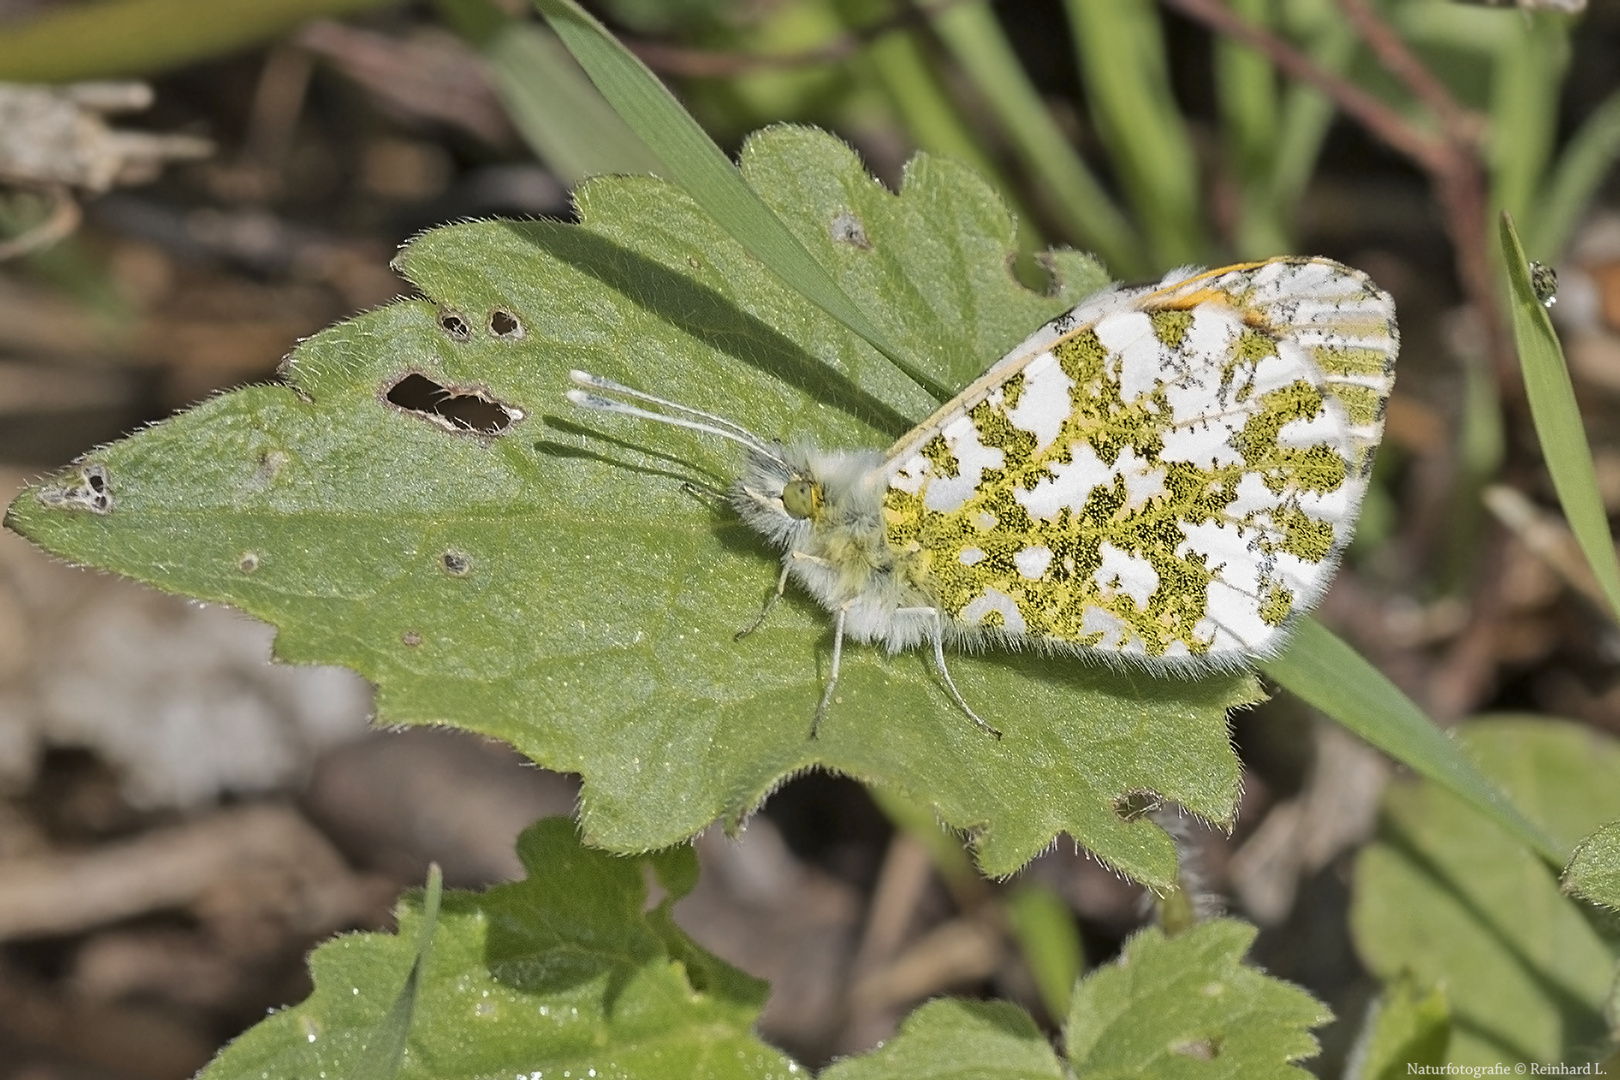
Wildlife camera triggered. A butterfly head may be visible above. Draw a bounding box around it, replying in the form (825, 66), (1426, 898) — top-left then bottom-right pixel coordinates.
(780, 476), (823, 520)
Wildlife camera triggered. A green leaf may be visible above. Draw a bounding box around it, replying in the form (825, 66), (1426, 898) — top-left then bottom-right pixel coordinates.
(201, 819), (793, 1080)
(1064, 918), (1330, 1079)
(1500, 211), (1620, 626)
(820, 998), (1066, 1080)
(0, 0), (392, 82)
(530, 0), (950, 401)
(1342, 974), (1449, 1080)
(1565, 821), (1620, 913)
(1259, 617), (1563, 864)
(1350, 718), (1620, 1066)
(5, 127), (1254, 886)
(348, 864), (443, 1080)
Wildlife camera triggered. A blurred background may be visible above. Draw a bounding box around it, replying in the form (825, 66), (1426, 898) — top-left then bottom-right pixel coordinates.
(0, 0), (1618, 1076)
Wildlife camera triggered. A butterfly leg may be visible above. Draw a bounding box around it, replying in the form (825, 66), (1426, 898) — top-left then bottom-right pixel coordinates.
(811, 605), (848, 739)
(898, 608), (1002, 739)
(735, 563), (791, 641)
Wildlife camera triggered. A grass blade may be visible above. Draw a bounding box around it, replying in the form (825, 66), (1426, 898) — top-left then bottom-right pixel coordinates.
(1500, 211), (1620, 624)
(1525, 88), (1620, 262)
(347, 864), (444, 1080)
(1268, 23), (1354, 216)
(929, 0), (1146, 277)
(484, 23), (665, 185)
(1062, 0), (1209, 269)
(1005, 884), (1084, 1021)
(1260, 618), (1565, 864)
(1487, 19), (1567, 231)
(531, 0), (951, 402)
(1215, 0), (1285, 257)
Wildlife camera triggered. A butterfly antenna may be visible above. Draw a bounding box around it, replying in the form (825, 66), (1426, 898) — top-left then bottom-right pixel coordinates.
(568, 370), (786, 465)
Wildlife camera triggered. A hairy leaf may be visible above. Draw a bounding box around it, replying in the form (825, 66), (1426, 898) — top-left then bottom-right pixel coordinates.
(1566, 821), (1620, 913)
(1065, 919), (1330, 1079)
(820, 999), (1066, 1080)
(6, 127), (1256, 884)
(201, 819), (791, 1080)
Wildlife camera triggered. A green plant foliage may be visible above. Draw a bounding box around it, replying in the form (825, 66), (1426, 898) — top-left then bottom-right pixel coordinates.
(1064, 919), (1331, 1078)
(534, 0), (946, 401)
(200, 819), (794, 1080)
(1351, 718), (1620, 1065)
(1500, 212), (1620, 626)
(4, 126), (1255, 885)
(1260, 619), (1562, 862)
(1565, 822), (1620, 913)
(819, 999), (1066, 1079)
(1342, 973), (1449, 1080)
(201, 819), (1332, 1078)
(1005, 884), (1084, 1023)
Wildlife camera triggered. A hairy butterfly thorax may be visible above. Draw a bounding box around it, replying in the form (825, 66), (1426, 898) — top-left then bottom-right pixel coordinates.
(568, 256), (1400, 740)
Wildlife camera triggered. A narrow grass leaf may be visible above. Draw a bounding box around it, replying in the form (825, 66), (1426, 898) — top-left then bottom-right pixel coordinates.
(838, 1), (1002, 188)
(1260, 617), (1565, 864)
(1005, 884), (1084, 1022)
(1216, 0), (1286, 257)
(530, 0), (950, 401)
(1500, 211), (1620, 624)
(347, 864), (443, 1080)
(484, 23), (665, 185)
(1062, 0), (1208, 268)
(929, 0), (1146, 277)
(1487, 20), (1567, 230)
(1269, 20), (1355, 218)
(1527, 89), (1620, 262)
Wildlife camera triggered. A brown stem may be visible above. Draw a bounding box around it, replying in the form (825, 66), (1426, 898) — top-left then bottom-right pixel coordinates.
(1333, 0), (1484, 146)
(1161, 0), (1451, 171)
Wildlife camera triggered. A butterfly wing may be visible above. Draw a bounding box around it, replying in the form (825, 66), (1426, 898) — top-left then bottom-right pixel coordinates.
(881, 257), (1398, 666)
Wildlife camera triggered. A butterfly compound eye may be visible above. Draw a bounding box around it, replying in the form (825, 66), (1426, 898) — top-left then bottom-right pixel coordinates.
(780, 478), (822, 520)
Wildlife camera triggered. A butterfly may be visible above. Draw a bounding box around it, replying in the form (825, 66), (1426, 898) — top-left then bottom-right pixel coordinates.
(568, 256), (1398, 738)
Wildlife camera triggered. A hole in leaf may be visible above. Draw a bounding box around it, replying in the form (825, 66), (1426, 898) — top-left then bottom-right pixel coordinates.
(38, 462), (114, 514)
(489, 309), (523, 339)
(1113, 791), (1161, 822)
(437, 308), (472, 341)
(441, 551), (471, 576)
(385, 373), (521, 434)
(829, 209), (870, 249)
(238, 553), (260, 573)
